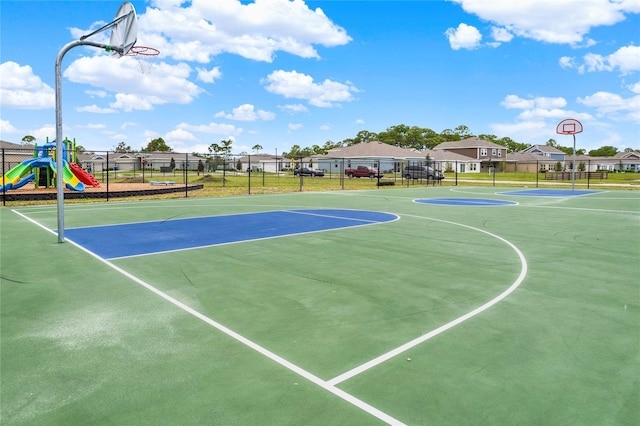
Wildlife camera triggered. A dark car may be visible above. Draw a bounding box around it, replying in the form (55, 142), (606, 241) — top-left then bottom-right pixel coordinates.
(294, 167), (325, 177)
(403, 165), (444, 180)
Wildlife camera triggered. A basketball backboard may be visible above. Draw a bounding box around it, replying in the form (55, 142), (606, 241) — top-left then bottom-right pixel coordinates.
(109, 2), (138, 57)
(556, 118), (583, 135)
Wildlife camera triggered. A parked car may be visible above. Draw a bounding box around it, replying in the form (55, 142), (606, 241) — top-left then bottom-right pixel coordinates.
(294, 167), (325, 177)
(403, 165), (444, 180)
(344, 165), (383, 178)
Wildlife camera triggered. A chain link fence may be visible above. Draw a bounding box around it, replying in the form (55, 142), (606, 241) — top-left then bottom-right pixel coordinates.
(1, 147), (625, 205)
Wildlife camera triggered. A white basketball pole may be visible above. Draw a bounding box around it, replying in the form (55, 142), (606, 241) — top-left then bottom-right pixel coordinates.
(572, 134), (576, 190)
(55, 40), (123, 243)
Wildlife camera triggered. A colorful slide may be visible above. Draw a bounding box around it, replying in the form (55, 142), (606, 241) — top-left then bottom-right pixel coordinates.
(1, 158), (85, 192)
(70, 162), (100, 187)
(0, 159), (38, 191)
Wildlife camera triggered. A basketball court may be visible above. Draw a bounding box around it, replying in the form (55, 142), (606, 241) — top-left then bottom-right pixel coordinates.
(2, 186), (638, 425)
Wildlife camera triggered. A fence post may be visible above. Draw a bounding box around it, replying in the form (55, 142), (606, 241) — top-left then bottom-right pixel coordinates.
(455, 161), (458, 186)
(106, 152), (110, 202)
(2, 148), (5, 206)
(185, 152), (188, 198)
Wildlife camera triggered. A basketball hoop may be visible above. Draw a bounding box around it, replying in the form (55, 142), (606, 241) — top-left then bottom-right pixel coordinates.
(556, 118), (583, 135)
(126, 45), (160, 74)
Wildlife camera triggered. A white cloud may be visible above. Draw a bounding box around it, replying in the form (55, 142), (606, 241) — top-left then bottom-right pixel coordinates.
(288, 123), (303, 130)
(63, 56), (203, 111)
(76, 104), (117, 114)
(450, 0), (636, 45)
(0, 119), (18, 134)
(598, 45), (640, 74)
(560, 45), (640, 74)
(0, 61), (55, 109)
(121, 122), (138, 129)
(138, 0), (352, 63)
(279, 103), (308, 114)
(501, 95), (567, 110)
(165, 128), (197, 141)
(196, 66), (222, 83)
(262, 70), (358, 107)
(110, 93), (155, 112)
(493, 94), (595, 143)
(445, 23), (482, 50)
(578, 91), (640, 121)
(628, 81), (640, 94)
(76, 123), (107, 130)
(490, 26), (513, 43)
(559, 56), (576, 69)
(85, 90), (108, 98)
(30, 125), (56, 142)
(176, 121), (243, 136)
(215, 104), (275, 121)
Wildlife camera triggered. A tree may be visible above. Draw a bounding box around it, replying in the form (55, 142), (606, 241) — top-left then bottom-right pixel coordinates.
(589, 145), (619, 157)
(197, 159), (204, 175)
(144, 137), (171, 152)
(252, 144), (263, 154)
(220, 139), (233, 156)
(236, 159), (243, 170)
(496, 136), (528, 153)
(283, 144), (313, 159)
(453, 125), (473, 139)
(114, 142), (131, 152)
(21, 135), (36, 145)
(170, 157), (176, 170)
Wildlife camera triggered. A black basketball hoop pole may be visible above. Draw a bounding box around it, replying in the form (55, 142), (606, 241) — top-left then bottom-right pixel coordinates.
(54, 40), (124, 243)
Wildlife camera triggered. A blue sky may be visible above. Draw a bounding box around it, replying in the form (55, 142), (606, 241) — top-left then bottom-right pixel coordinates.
(1, 0), (639, 155)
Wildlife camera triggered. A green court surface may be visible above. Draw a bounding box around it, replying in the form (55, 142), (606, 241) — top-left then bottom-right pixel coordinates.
(1, 187), (639, 425)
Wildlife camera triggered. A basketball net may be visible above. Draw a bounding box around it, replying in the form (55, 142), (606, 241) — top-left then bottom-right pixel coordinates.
(126, 46), (159, 75)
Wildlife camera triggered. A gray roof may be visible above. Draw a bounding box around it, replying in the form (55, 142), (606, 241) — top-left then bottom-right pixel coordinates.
(433, 137), (505, 150)
(506, 152), (555, 162)
(522, 144), (566, 154)
(325, 141), (423, 159)
(419, 149), (477, 162)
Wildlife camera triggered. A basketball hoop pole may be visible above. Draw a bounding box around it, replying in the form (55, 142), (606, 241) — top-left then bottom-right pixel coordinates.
(571, 133), (576, 190)
(54, 40), (124, 243)
(556, 118), (583, 192)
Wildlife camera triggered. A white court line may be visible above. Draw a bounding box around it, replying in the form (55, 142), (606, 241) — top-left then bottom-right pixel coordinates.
(523, 205), (640, 215)
(285, 209), (400, 224)
(328, 214), (528, 386)
(10, 209), (406, 426)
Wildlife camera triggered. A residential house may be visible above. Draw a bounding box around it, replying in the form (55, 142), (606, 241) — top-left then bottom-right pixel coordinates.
(521, 145), (566, 161)
(588, 151), (640, 172)
(309, 141), (426, 173)
(432, 137), (508, 172)
(419, 149), (480, 173)
(504, 152), (557, 173)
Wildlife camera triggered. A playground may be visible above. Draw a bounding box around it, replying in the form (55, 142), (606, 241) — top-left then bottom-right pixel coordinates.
(0, 138), (100, 193)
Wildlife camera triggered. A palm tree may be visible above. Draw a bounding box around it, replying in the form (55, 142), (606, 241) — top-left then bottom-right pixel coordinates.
(21, 135), (36, 145)
(252, 144), (263, 154)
